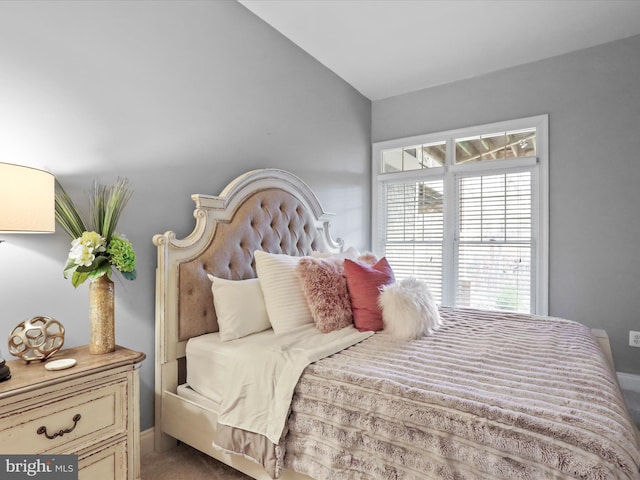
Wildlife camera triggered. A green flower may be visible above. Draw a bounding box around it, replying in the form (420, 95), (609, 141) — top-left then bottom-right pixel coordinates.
(107, 235), (137, 275)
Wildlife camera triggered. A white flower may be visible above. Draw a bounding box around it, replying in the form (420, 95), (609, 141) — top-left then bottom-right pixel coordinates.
(67, 231), (106, 267)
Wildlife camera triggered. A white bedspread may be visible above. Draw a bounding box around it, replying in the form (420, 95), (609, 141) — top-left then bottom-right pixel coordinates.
(216, 324), (372, 443)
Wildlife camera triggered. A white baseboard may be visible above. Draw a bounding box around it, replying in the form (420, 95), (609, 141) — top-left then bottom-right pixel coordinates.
(140, 427), (155, 456)
(618, 372), (640, 392)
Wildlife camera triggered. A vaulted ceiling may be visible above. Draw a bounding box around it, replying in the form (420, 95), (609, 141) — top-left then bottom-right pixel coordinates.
(239, 0), (640, 100)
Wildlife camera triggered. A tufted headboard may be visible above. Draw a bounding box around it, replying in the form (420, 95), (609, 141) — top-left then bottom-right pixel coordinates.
(153, 169), (343, 369)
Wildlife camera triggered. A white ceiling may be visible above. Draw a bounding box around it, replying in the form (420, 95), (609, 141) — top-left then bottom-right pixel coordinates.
(238, 0), (640, 100)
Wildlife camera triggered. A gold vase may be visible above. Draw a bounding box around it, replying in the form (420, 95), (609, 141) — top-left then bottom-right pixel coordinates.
(89, 275), (115, 354)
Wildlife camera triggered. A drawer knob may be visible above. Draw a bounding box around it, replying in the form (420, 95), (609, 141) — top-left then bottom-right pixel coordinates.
(37, 413), (82, 440)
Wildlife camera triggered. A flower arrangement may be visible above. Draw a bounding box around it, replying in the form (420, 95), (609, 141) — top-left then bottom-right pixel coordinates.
(55, 178), (137, 287)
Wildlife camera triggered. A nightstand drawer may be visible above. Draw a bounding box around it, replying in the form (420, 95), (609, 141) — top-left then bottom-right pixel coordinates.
(0, 380), (126, 454)
(79, 439), (127, 480)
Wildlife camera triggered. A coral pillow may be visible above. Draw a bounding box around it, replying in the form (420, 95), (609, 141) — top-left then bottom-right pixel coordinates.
(296, 257), (353, 333)
(344, 257), (395, 332)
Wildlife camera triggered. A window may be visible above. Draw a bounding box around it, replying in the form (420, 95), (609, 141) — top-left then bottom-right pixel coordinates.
(372, 115), (548, 314)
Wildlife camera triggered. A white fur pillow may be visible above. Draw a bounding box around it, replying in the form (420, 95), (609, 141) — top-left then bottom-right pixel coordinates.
(378, 277), (442, 341)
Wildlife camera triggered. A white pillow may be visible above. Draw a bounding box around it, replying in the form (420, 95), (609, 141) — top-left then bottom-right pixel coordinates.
(254, 250), (314, 334)
(311, 246), (360, 261)
(378, 277), (442, 341)
(208, 275), (271, 342)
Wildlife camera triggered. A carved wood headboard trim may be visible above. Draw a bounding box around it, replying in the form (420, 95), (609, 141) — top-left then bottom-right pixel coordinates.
(153, 169), (343, 367)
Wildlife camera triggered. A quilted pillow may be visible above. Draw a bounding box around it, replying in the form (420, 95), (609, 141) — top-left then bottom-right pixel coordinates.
(254, 250), (314, 334)
(378, 277), (442, 341)
(208, 275), (271, 342)
(296, 257), (353, 333)
(343, 257), (395, 332)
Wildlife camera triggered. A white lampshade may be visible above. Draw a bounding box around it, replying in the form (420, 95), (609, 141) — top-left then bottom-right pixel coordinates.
(0, 162), (55, 233)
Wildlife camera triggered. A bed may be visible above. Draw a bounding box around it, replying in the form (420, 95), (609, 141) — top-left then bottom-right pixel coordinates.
(153, 168), (640, 480)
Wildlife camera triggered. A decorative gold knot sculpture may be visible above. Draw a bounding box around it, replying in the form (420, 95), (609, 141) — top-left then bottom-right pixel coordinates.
(8, 316), (65, 363)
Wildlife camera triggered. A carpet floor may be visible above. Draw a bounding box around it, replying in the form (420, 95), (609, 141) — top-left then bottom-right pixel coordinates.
(141, 443), (250, 480)
(142, 388), (640, 479)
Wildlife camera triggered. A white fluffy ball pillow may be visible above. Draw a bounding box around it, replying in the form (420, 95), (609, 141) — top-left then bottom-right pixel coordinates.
(378, 277), (442, 341)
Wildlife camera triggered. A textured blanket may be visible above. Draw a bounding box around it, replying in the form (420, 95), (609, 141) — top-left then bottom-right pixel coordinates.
(279, 307), (639, 479)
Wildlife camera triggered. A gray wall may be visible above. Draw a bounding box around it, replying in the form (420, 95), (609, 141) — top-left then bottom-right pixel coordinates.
(0, 0), (371, 430)
(373, 34), (640, 375)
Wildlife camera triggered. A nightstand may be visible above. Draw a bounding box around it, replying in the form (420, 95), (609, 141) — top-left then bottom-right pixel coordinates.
(0, 345), (145, 480)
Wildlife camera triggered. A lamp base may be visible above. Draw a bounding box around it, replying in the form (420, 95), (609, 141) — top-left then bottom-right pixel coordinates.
(0, 361), (10, 382)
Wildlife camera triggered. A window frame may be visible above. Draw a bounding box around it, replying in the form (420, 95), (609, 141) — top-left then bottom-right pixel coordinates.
(372, 114), (549, 315)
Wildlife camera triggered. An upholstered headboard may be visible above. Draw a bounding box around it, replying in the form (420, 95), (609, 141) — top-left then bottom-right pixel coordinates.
(153, 169), (342, 364)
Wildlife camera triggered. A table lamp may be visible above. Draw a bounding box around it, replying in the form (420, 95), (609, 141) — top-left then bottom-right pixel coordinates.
(0, 162), (55, 381)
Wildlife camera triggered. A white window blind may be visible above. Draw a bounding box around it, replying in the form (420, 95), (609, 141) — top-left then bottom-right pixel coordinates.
(456, 172), (532, 312)
(384, 180), (444, 302)
(372, 115), (548, 315)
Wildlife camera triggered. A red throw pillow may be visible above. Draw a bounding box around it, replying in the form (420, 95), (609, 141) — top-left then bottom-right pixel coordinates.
(344, 257), (395, 332)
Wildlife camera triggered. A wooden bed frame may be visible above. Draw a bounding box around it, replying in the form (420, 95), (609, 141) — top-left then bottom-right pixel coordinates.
(153, 168), (627, 478)
(153, 169), (343, 479)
